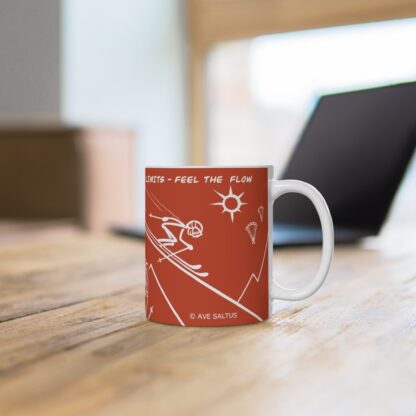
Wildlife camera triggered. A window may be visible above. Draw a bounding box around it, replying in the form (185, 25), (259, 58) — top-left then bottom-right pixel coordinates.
(207, 18), (416, 169)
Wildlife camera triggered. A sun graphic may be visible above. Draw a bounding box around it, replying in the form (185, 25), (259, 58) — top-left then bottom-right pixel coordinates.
(211, 186), (247, 222)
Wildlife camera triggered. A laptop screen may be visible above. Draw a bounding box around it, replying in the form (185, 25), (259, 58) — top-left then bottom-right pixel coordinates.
(274, 82), (416, 232)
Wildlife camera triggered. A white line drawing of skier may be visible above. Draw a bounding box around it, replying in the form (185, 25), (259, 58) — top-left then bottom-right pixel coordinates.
(149, 213), (208, 276)
(146, 191), (262, 322)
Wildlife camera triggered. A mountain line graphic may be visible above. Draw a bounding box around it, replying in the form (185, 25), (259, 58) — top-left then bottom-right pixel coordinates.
(146, 262), (185, 326)
(237, 241), (268, 303)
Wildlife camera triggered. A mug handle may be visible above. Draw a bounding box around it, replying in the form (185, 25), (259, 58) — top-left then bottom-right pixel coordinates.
(270, 180), (334, 301)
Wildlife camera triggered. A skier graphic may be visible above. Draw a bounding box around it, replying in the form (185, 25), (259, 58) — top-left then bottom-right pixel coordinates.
(148, 214), (207, 276)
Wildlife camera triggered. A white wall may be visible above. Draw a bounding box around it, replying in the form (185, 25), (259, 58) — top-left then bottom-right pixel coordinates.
(62, 0), (188, 223)
(0, 0), (61, 119)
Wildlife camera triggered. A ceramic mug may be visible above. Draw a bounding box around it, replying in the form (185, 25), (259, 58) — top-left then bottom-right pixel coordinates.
(145, 166), (333, 326)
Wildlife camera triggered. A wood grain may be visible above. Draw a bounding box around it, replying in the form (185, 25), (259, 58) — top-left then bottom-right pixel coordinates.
(0, 227), (415, 415)
(0, 235), (143, 322)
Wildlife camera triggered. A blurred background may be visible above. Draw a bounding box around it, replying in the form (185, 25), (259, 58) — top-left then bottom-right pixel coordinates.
(0, 0), (415, 240)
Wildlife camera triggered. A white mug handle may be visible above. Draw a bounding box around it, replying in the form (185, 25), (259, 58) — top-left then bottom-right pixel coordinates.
(271, 180), (334, 301)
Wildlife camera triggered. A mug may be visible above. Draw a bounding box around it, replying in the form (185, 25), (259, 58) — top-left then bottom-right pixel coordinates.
(145, 166), (333, 327)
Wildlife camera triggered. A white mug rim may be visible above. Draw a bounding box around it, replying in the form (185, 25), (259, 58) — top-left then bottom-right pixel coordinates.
(146, 165), (273, 169)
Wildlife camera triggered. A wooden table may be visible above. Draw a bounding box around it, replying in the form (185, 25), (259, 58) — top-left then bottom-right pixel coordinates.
(0, 226), (415, 415)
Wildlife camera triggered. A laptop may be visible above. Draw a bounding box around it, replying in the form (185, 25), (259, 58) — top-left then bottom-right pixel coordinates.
(115, 82), (416, 246)
(273, 81), (416, 246)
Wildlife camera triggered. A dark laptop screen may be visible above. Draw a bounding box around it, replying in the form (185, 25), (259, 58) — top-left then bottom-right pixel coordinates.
(274, 82), (416, 231)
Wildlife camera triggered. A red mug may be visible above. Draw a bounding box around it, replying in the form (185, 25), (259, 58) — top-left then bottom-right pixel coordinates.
(145, 166), (333, 327)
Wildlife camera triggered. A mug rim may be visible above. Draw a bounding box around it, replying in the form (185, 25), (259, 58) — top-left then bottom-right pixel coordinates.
(146, 165), (273, 169)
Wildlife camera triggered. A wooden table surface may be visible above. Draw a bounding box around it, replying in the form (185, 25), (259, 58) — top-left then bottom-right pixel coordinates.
(0, 226), (415, 416)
